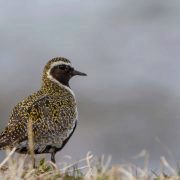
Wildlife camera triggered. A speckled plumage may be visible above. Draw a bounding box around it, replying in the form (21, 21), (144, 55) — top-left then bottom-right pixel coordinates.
(0, 57), (86, 162)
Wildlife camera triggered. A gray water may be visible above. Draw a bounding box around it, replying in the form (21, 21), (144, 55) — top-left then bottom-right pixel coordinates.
(1, 0), (180, 168)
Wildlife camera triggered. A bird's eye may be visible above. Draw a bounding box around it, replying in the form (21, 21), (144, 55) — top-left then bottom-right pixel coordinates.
(58, 65), (66, 70)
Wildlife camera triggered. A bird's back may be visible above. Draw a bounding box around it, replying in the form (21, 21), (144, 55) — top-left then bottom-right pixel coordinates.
(0, 88), (77, 153)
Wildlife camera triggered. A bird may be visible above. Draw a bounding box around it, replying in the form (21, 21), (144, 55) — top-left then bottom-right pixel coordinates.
(0, 57), (87, 163)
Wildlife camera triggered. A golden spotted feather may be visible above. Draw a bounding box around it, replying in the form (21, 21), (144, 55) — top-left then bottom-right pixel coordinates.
(0, 90), (77, 153)
(0, 57), (78, 155)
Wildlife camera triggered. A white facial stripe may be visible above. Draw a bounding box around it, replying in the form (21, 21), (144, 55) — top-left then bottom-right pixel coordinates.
(49, 61), (71, 69)
(46, 61), (75, 98)
(46, 61), (72, 83)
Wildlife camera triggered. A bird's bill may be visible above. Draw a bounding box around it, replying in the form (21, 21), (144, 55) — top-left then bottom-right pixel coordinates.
(73, 69), (87, 76)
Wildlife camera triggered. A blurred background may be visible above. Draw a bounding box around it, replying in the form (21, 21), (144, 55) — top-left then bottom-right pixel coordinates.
(0, 0), (180, 168)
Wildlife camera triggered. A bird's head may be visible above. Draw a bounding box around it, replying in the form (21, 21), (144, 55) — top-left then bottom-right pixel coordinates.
(43, 57), (87, 87)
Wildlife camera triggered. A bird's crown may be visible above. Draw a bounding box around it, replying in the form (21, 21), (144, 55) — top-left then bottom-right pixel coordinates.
(44, 57), (72, 73)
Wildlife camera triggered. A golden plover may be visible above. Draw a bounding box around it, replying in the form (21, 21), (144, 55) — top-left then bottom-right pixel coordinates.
(0, 57), (87, 163)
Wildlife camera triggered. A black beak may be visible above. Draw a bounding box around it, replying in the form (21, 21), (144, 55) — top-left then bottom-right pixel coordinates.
(73, 69), (87, 76)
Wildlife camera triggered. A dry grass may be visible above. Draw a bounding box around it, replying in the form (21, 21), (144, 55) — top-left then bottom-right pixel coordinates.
(0, 150), (179, 180)
(0, 121), (178, 179)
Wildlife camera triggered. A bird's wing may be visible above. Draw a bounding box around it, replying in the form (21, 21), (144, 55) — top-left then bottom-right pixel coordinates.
(0, 94), (77, 149)
(0, 95), (49, 148)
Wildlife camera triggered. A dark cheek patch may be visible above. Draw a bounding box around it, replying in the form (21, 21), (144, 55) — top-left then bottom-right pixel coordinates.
(50, 67), (71, 87)
(54, 69), (61, 79)
(51, 68), (61, 79)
